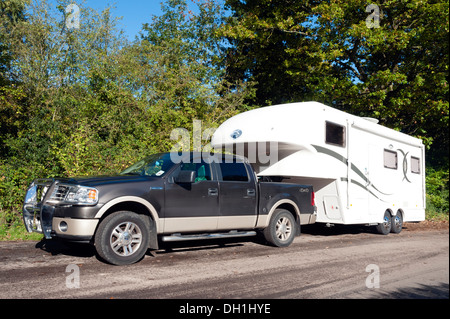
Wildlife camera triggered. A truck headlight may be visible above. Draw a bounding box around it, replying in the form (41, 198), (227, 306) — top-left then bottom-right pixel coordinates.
(49, 184), (98, 205)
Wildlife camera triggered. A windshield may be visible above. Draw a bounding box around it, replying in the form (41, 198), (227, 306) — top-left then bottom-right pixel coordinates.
(120, 153), (175, 177)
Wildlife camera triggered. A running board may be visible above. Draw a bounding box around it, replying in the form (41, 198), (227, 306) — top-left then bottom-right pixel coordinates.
(161, 230), (257, 242)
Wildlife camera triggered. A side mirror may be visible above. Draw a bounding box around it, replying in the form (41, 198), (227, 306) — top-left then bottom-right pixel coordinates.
(175, 170), (197, 183)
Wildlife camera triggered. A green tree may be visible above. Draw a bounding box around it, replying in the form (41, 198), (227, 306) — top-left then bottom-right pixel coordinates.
(220, 0), (449, 167)
(0, 0), (27, 157)
(137, 0), (254, 147)
(0, 0), (255, 237)
(220, 0), (323, 106)
(312, 0), (449, 167)
(1, 0), (27, 83)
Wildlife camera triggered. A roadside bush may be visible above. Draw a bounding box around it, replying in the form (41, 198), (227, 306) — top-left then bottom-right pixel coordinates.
(425, 168), (449, 221)
(0, 161), (49, 239)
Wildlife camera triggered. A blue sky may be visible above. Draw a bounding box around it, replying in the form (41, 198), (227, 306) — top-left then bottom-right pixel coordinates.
(87, 1), (164, 40)
(48, 0), (214, 40)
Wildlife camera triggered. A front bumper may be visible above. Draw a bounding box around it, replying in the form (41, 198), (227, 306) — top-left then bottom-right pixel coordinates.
(23, 179), (56, 239)
(52, 217), (98, 240)
(22, 179), (98, 241)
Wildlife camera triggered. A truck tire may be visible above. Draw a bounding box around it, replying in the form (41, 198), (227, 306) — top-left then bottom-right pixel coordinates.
(263, 209), (297, 247)
(391, 211), (403, 234)
(375, 210), (392, 235)
(95, 211), (150, 265)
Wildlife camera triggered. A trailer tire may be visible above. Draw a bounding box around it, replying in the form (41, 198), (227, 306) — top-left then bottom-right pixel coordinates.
(391, 211), (403, 234)
(95, 211), (150, 265)
(375, 210), (392, 235)
(263, 209), (297, 247)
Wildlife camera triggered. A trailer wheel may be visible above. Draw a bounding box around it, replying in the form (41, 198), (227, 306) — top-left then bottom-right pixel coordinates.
(263, 209), (297, 247)
(95, 211), (150, 265)
(375, 210), (392, 235)
(391, 211), (403, 234)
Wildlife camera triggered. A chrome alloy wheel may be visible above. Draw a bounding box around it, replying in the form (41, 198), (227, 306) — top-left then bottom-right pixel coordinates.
(275, 216), (292, 242)
(393, 215), (402, 228)
(110, 222), (143, 257)
(376, 210), (392, 235)
(381, 214), (391, 231)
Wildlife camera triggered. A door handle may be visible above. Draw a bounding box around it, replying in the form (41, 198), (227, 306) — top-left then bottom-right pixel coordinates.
(247, 188), (256, 197)
(208, 188), (218, 196)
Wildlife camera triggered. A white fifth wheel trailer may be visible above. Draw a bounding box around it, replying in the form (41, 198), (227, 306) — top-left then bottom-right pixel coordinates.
(210, 101), (426, 234)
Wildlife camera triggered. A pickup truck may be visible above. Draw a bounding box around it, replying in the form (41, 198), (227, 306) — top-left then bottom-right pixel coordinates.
(23, 152), (316, 265)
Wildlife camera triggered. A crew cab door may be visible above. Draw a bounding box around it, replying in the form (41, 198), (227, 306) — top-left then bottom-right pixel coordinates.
(164, 160), (219, 233)
(216, 162), (258, 230)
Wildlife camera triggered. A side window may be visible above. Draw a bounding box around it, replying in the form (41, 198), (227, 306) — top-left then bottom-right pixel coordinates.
(219, 163), (249, 182)
(325, 121), (346, 147)
(411, 156), (420, 174)
(180, 162), (212, 182)
(384, 149), (398, 169)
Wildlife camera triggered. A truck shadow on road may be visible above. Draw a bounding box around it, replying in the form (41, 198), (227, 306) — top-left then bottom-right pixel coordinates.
(368, 282), (449, 299)
(35, 239), (97, 258)
(34, 237), (252, 262)
(33, 223), (408, 262)
(300, 223), (381, 236)
(150, 224), (383, 256)
(155, 238), (250, 255)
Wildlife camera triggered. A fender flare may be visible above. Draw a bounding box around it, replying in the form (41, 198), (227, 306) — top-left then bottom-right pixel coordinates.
(257, 199), (301, 228)
(94, 196), (160, 231)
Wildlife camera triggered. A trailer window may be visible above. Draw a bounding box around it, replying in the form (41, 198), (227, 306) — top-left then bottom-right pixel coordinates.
(325, 121), (346, 147)
(384, 149), (398, 169)
(411, 157), (420, 174)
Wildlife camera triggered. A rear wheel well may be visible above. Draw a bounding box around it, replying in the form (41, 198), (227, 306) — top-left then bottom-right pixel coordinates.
(276, 203), (299, 220)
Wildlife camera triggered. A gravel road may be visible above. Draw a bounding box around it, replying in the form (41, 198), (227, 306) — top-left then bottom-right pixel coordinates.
(0, 224), (448, 300)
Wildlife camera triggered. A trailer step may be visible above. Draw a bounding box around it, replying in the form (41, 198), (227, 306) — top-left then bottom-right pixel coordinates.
(161, 230), (257, 242)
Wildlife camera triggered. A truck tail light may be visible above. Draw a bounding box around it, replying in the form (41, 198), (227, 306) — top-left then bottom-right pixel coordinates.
(311, 191), (315, 207)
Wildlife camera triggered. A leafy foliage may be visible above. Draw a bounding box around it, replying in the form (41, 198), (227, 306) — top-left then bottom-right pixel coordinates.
(220, 0), (449, 163)
(0, 0), (251, 236)
(0, 0), (447, 238)
(426, 168), (449, 219)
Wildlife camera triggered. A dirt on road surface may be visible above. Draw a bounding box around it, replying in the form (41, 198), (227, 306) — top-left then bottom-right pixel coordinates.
(0, 222), (448, 300)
